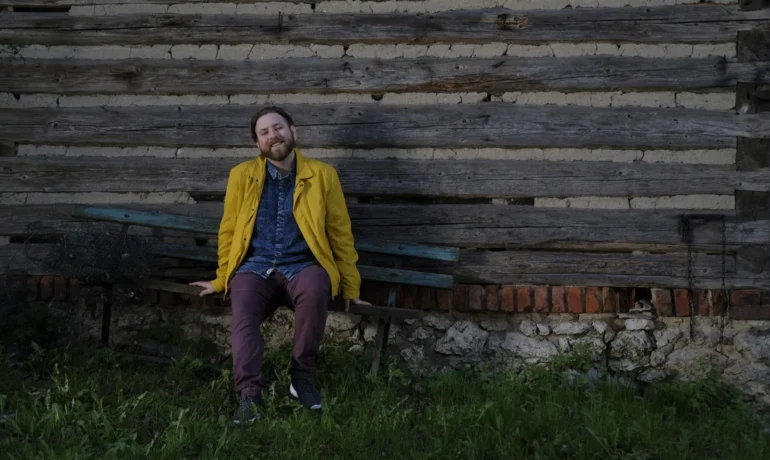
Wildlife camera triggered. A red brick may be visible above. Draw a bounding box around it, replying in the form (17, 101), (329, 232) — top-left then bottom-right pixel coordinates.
(159, 290), (175, 305)
(53, 276), (68, 301)
(567, 287), (583, 313)
(400, 285), (418, 309)
(617, 288), (634, 313)
(712, 290), (726, 316)
(731, 306), (770, 320)
(500, 285), (515, 312)
(67, 278), (81, 302)
(26, 276), (41, 300)
(486, 285), (499, 311)
(373, 282), (388, 305)
(761, 290), (770, 306)
(146, 288), (160, 304)
(732, 289), (762, 307)
(585, 287), (600, 313)
(452, 285), (468, 311)
(602, 287), (616, 313)
(379, 284), (396, 306)
(186, 293), (203, 308)
(534, 286), (549, 313)
(468, 285), (484, 311)
(551, 287), (566, 313)
(358, 281), (374, 304)
(652, 289), (673, 317)
(39, 276), (53, 301)
(515, 286), (531, 312)
(437, 289), (452, 311)
(696, 290), (710, 316)
(371, 282), (392, 306)
(674, 289), (690, 317)
(418, 287), (436, 310)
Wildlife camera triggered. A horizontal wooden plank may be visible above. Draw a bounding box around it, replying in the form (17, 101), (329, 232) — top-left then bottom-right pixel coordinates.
(362, 249), (770, 289)
(5, 243), (766, 289)
(147, 241), (455, 288)
(4, 57), (768, 95)
(2, 156), (768, 198)
(71, 205), (460, 261)
(1, 0), (312, 5)
(3, 6), (770, 44)
(148, 242), (219, 263)
(334, 303), (424, 319)
(0, 203), (223, 240)
(72, 205), (219, 234)
(3, 104), (770, 149)
(132, 278), (204, 296)
(131, 278), (425, 317)
(354, 240), (459, 262)
(7, 204), (770, 253)
(349, 204), (770, 252)
(358, 265), (455, 289)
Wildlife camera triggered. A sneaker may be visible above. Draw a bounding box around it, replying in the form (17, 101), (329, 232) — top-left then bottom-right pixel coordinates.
(232, 394), (263, 424)
(290, 377), (322, 411)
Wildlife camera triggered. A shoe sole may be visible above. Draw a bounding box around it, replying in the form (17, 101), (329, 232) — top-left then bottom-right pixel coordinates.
(289, 384), (322, 411)
(233, 416), (258, 425)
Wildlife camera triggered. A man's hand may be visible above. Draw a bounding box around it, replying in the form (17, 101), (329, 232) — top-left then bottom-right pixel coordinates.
(189, 281), (215, 297)
(345, 298), (372, 310)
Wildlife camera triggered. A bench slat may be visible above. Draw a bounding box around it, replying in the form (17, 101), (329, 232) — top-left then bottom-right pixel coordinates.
(148, 242), (454, 289)
(73, 205), (460, 262)
(355, 240), (459, 262)
(132, 278), (423, 318)
(329, 303), (423, 319)
(72, 205), (219, 234)
(357, 266), (454, 290)
(132, 278), (204, 296)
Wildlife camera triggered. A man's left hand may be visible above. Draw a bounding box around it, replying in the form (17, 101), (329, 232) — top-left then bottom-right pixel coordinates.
(345, 298), (372, 310)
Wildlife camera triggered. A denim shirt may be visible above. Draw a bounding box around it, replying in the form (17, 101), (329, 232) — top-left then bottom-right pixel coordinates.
(236, 160), (317, 279)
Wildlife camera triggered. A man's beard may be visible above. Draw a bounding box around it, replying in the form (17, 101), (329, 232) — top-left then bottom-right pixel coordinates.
(259, 135), (296, 162)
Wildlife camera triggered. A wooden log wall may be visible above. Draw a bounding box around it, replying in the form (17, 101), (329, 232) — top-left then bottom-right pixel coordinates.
(1, 0), (769, 291)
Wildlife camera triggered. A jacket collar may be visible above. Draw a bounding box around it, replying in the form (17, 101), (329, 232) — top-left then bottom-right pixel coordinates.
(244, 148), (314, 181)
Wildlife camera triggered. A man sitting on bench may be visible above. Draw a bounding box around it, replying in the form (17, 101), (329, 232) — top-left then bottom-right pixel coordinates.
(190, 106), (371, 424)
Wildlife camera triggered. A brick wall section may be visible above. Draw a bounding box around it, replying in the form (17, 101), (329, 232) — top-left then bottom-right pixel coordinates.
(5, 276), (770, 319)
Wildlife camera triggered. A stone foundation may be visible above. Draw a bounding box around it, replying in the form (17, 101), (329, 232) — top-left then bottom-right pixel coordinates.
(53, 289), (770, 408)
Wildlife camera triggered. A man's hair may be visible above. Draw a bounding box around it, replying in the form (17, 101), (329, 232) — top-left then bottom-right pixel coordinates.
(250, 106), (295, 143)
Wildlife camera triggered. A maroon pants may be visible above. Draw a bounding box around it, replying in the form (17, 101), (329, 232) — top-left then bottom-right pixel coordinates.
(229, 265), (330, 397)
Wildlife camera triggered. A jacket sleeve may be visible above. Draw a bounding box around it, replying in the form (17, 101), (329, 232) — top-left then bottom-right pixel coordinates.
(324, 168), (361, 299)
(211, 168), (241, 293)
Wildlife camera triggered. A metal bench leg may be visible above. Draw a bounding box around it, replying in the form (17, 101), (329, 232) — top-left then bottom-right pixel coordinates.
(370, 317), (391, 376)
(101, 283), (113, 344)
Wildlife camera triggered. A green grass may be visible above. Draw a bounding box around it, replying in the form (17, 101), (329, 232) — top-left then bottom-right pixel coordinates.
(0, 342), (768, 460)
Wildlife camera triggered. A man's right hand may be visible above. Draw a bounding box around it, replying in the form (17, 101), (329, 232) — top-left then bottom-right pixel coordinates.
(189, 281), (215, 297)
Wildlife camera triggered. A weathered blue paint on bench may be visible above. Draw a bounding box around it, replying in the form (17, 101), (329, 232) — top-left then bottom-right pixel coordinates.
(149, 242), (454, 289)
(357, 266), (454, 289)
(72, 205), (460, 262)
(354, 240), (459, 262)
(72, 205), (219, 234)
(71, 206), (457, 374)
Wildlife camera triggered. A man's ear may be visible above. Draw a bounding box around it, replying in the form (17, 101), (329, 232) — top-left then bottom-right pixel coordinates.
(290, 125), (298, 140)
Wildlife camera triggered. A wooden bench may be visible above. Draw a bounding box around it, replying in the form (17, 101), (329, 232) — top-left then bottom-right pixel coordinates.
(70, 205), (460, 375)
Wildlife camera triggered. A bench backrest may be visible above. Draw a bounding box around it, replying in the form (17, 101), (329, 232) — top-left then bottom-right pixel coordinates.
(72, 205), (459, 290)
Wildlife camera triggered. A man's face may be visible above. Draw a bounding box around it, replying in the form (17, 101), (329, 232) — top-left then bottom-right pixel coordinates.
(255, 112), (297, 162)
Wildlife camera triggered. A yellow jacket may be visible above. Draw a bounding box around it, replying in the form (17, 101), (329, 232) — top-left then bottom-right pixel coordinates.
(211, 150), (361, 299)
